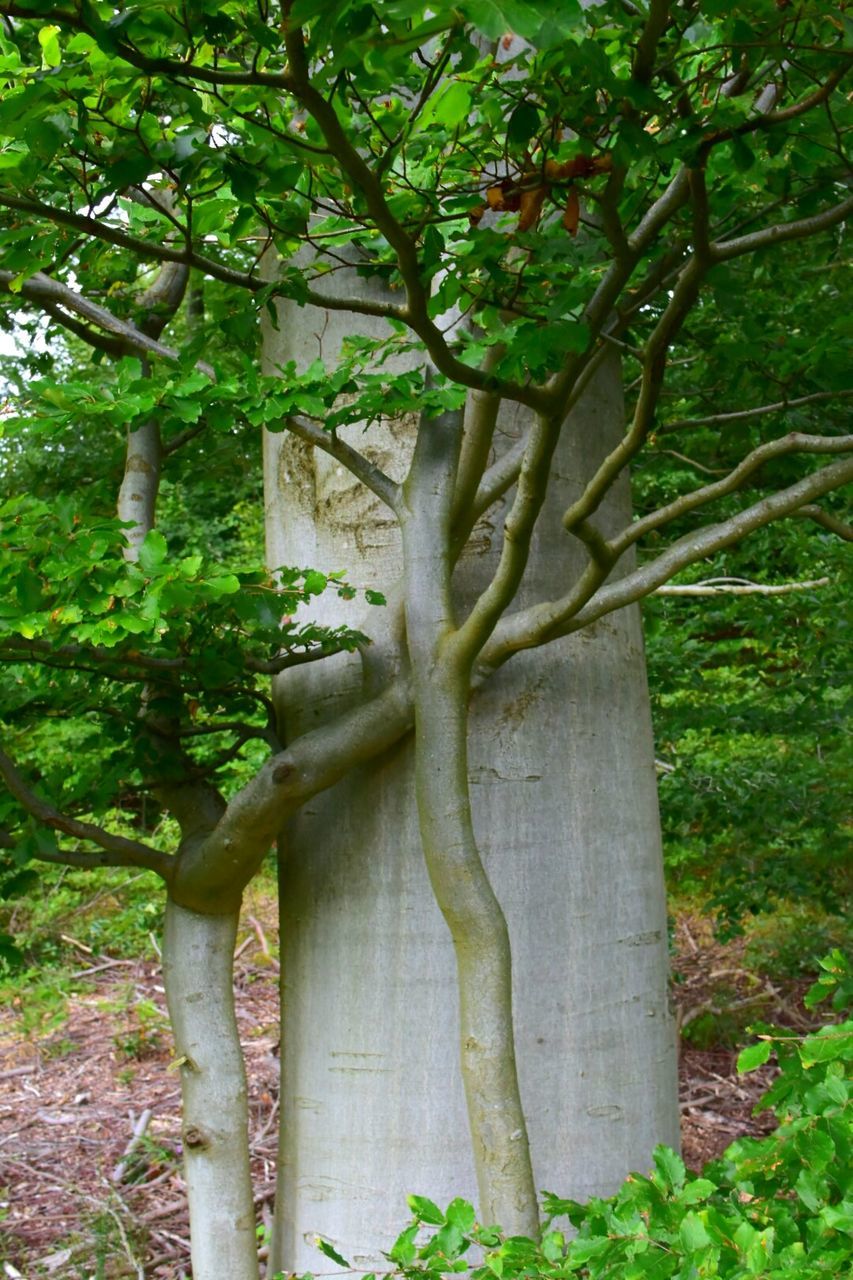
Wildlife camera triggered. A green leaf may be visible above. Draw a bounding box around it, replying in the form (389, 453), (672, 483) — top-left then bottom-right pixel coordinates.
(678, 1211), (712, 1253)
(566, 1236), (611, 1266)
(738, 1040), (772, 1073)
(653, 1145), (686, 1192)
(137, 530), (168, 576)
(388, 1223), (418, 1266)
(422, 80), (472, 131)
(678, 1177), (716, 1205)
(445, 1199), (476, 1233)
(800, 1026), (853, 1067)
(38, 25), (62, 68)
(314, 1238), (350, 1268)
(507, 102), (540, 149)
(303, 570), (327, 596)
(407, 1195), (444, 1225)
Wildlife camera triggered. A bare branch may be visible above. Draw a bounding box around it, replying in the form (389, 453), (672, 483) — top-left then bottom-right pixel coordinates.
(453, 410), (562, 662)
(701, 66), (848, 157)
(559, 456), (853, 638)
(632, 0), (673, 87)
(469, 434), (527, 524)
(36, 300), (128, 357)
(482, 456), (853, 666)
(614, 432), (853, 555)
(792, 504), (853, 541)
(0, 746), (173, 880)
(451, 348), (505, 534)
(660, 389), (853, 434)
(283, 416), (401, 513)
(655, 576), (830, 596)
(713, 195), (853, 262)
(0, 270), (215, 379)
(563, 254), (707, 534)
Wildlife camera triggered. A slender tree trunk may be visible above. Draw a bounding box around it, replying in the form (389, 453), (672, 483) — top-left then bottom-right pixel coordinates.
(413, 671), (539, 1235)
(162, 900), (259, 1280)
(263, 282), (678, 1270)
(401, 402), (538, 1235)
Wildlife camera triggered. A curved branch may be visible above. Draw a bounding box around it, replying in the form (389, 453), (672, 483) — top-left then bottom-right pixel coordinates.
(283, 416), (401, 513)
(712, 195), (853, 262)
(0, 746), (173, 880)
(0, 192), (258, 293)
(0, 269), (215, 378)
(565, 457), (853, 640)
(563, 254), (707, 533)
(481, 455), (853, 666)
(792, 504), (853, 541)
(700, 66), (848, 158)
(660, 388), (853, 434)
(614, 432), (853, 555)
(169, 676), (413, 912)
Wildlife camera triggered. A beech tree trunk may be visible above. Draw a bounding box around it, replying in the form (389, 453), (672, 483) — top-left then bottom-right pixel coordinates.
(262, 284), (679, 1272)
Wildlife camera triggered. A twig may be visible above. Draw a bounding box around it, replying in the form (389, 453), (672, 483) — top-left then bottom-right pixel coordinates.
(246, 915), (276, 967)
(112, 1109), (154, 1184)
(60, 934), (94, 956)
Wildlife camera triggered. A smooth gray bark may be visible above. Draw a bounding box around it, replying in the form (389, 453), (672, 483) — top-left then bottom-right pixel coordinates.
(401, 402), (539, 1236)
(162, 901), (259, 1280)
(263, 275), (678, 1272)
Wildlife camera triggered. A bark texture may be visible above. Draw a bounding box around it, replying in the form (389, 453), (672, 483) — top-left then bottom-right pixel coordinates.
(263, 283), (678, 1272)
(162, 901), (259, 1280)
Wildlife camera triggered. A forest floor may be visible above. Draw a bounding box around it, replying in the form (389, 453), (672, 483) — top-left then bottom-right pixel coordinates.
(0, 912), (818, 1279)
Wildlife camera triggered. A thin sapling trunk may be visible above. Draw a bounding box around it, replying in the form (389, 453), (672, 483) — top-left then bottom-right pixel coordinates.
(162, 900), (259, 1280)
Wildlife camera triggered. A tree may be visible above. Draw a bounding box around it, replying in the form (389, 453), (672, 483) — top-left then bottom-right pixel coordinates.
(0, 3), (850, 1277)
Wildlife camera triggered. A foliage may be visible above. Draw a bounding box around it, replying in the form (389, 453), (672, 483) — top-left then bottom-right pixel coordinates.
(0, 0), (848, 879)
(302, 952), (851, 1280)
(0, 0), (850, 1268)
(646, 530), (851, 937)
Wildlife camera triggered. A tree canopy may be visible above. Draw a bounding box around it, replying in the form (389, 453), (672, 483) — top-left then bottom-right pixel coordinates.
(0, 3), (850, 1273)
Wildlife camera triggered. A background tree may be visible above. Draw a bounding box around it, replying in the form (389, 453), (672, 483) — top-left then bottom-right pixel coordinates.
(0, 3), (850, 1278)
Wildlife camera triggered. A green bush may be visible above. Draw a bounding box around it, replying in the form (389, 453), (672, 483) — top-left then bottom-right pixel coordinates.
(298, 951), (851, 1280)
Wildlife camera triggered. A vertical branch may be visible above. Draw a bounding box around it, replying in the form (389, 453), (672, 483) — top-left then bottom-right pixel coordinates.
(117, 261), (189, 559)
(401, 396), (539, 1236)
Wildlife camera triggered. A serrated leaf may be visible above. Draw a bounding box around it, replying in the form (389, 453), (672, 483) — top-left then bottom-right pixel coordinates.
(653, 1145), (686, 1192)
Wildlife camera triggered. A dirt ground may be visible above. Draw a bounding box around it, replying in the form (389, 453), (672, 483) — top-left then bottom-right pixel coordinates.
(0, 914), (813, 1279)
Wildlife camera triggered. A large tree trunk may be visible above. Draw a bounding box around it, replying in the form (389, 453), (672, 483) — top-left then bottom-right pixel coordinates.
(262, 285), (678, 1272)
